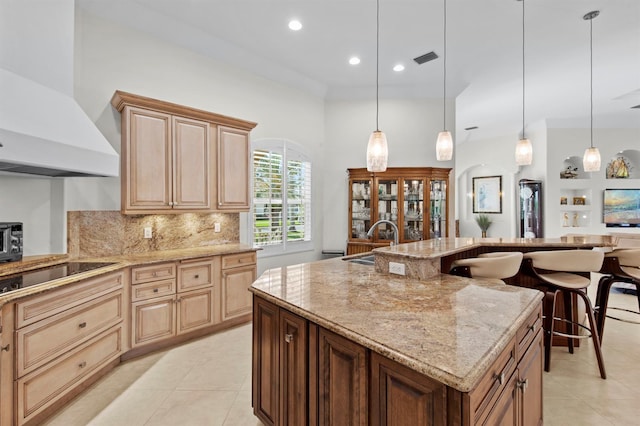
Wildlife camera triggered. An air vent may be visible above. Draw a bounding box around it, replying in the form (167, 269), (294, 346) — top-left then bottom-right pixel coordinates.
(632, 104), (640, 109)
(413, 51), (438, 65)
(465, 126), (479, 131)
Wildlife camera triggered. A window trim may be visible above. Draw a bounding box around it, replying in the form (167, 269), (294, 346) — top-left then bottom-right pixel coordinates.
(251, 138), (313, 257)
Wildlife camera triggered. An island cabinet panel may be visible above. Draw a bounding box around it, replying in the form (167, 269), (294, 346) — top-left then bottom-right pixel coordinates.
(280, 310), (308, 426)
(517, 331), (543, 426)
(317, 328), (368, 426)
(370, 353), (447, 426)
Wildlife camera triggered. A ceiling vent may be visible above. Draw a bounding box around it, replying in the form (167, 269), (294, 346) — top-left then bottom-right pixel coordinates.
(632, 104), (640, 109)
(413, 51), (439, 65)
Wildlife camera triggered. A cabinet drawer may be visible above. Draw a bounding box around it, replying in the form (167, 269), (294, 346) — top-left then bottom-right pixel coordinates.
(131, 278), (176, 302)
(16, 291), (123, 377)
(516, 305), (543, 361)
(221, 252), (256, 269)
(17, 326), (122, 425)
(15, 271), (124, 329)
(467, 337), (517, 425)
(131, 263), (176, 284)
(178, 258), (215, 292)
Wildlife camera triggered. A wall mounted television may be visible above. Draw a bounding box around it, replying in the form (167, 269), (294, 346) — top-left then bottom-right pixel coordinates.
(603, 189), (640, 227)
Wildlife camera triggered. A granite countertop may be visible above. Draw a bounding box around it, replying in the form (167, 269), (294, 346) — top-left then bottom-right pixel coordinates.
(250, 256), (543, 393)
(374, 236), (618, 260)
(0, 243), (256, 308)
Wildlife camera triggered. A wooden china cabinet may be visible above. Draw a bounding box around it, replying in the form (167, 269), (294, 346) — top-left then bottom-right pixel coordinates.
(347, 167), (451, 255)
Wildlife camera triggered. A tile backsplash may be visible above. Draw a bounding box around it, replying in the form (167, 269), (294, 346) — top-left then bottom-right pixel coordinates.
(68, 211), (240, 258)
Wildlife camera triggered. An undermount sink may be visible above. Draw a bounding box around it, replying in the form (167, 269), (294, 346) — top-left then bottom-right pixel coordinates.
(344, 255), (375, 265)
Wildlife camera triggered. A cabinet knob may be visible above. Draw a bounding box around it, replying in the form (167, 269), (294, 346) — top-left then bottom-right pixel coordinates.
(494, 371), (505, 385)
(284, 333), (294, 343)
(517, 378), (529, 392)
(1, 344), (9, 352)
(194, 274), (199, 279)
(152, 272), (157, 277)
(78, 361), (87, 368)
(78, 322), (87, 329)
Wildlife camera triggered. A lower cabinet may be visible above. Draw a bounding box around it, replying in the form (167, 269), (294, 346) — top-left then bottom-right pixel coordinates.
(221, 252), (256, 321)
(252, 296), (543, 426)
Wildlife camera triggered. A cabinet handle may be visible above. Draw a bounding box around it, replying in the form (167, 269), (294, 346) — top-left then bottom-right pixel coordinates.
(78, 322), (87, 329)
(528, 324), (536, 332)
(1, 344), (9, 352)
(284, 333), (294, 343)
(517, 379), (529, 392)
(153, 288), (159, 293)
(78, 361), (87, 368)
(494, 371), (505, 385)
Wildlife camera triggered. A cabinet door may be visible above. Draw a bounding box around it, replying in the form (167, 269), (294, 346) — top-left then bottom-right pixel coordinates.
(177, 288), (216, 334)
(374, 178), (399, 244)
(518, 331), (543, 426)
(173, 116), (211, 209)
(481, 373), (518, 426)
(124, 106), (172, 211)
(280, 310), (308, 426)
(402, 177), (426, 242)
(370, 352), (447, 426)
(222, 264), (256, 321)
(131, 295), (176, 347)
(429, 179), (447, 239)
(217, 126), (250, 210)
(253, 297), (279, 426)
(318, 328), (368, 426)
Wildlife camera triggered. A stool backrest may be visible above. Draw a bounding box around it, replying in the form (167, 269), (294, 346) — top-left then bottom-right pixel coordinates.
(460, 252), (523, 279)
(524, 250), (604, 273)
(606, 248), (640, 267)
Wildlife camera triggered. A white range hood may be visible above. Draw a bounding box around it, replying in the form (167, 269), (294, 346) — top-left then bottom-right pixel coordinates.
(0, 67), (119, 177)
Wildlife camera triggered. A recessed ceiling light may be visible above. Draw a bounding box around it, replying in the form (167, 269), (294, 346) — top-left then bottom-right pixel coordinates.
(393, 64), (405, 72)
(349, 57), (361, 65)
(288, 20), (302, 31)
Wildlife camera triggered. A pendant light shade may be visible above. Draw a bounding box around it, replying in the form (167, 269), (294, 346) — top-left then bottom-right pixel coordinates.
(515, 0), (532, 166)
(436, 0), (453, 161)
(583, 147), (601, 172)
(515, 138), (533, 165)
(582, 10), (601, 173)
(436, 131), (453, 161)
(366, 0), (388, 172)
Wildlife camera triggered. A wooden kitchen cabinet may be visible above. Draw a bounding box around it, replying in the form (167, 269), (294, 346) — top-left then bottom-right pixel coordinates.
(347, 167), (452, 255)
(111, 90), (257, 214)
(221, 252), (256, 321)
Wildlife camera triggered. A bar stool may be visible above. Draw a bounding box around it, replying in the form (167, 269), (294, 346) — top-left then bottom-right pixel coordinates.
(596, 248), (640, 341)
(449, 252), (523, 281)
(523, 250), (606, 379)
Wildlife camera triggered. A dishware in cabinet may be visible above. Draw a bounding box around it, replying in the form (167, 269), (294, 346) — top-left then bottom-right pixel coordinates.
(350, 178), (373, 240)
(374, 177), (399, 243)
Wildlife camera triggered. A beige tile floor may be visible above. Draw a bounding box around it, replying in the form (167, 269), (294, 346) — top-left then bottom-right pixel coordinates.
(45, 286), (639, 425)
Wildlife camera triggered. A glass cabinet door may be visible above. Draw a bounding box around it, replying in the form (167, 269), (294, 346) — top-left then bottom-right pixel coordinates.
(375, 178), (399, 243)
(430, 180), (447, 238)
(403, 178), (425, 241)
(350, 179), (372, 239)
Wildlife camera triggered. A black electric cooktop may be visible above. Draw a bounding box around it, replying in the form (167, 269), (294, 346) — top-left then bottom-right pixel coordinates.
(0, 262), (117, 294)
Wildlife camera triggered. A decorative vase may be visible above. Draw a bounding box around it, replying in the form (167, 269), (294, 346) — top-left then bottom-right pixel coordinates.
(481, 231), (487, 238)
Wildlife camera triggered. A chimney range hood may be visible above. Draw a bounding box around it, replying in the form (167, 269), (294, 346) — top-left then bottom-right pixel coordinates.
(0, 68), (119, 177)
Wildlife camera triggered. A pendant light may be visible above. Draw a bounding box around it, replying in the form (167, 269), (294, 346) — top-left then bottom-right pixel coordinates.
(582, 10), (601, 173)
(366, 0), (388, 172)
(436, 0), (453, 161)
(515, 0), (532, 166)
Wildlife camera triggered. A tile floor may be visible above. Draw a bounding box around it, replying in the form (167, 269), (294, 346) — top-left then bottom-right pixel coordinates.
(45, 286), (639, 426)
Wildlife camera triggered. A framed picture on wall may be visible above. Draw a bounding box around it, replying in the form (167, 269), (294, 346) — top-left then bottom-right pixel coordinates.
(473, 175), (502, 213)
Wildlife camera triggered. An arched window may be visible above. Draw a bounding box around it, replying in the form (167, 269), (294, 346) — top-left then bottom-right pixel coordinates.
(252, 139), (312, 255)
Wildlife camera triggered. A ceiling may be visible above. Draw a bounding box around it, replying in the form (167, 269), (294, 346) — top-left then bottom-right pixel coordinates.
(77, 0), (640, 142)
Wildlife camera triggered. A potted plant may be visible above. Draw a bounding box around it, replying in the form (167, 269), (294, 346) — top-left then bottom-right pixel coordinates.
(475, 214), (492, 238)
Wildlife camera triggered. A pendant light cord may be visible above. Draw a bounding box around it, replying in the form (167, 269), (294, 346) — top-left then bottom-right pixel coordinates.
(443, 0), (447, 130)
(375, 0), (380, 132)
(589, 14), (593, 149)
(521, 0), (525, 140)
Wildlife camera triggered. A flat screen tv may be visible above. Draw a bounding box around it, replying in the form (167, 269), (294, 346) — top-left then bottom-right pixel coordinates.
(603, 189), (640, 227)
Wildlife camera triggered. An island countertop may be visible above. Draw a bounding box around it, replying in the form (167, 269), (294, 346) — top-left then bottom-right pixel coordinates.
(250, 256), (543, 393)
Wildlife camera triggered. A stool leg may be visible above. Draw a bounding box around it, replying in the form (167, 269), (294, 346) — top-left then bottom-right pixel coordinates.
(576, 289), (607, 379)
(542, 288), (557, 373)
(562, 290), (574, 354)
(595, 275), (614, 343)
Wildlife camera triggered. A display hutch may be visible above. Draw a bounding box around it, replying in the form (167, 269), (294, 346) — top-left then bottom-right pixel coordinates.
(347, 167), (451, 255)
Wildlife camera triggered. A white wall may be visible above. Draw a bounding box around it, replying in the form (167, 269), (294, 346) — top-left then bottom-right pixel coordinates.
(323, 98), (455, 252)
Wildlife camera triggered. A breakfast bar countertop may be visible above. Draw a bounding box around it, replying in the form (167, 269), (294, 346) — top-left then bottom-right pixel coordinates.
(250, 256), (543, 393)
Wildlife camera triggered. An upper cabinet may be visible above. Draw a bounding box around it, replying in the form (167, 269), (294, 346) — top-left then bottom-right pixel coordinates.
(111, 91), (257, 214)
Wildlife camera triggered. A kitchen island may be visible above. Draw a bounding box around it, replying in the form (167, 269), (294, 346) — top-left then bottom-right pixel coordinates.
(251, 256), (544, 425)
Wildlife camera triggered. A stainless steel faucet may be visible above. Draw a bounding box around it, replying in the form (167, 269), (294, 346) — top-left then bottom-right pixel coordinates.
(367, 220), (399, 246)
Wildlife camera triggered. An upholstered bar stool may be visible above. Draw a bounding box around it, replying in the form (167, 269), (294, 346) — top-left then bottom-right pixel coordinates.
(449, 252), (523, 281)
(523, 250), (606, 379)
(596, 248), (640, 341)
